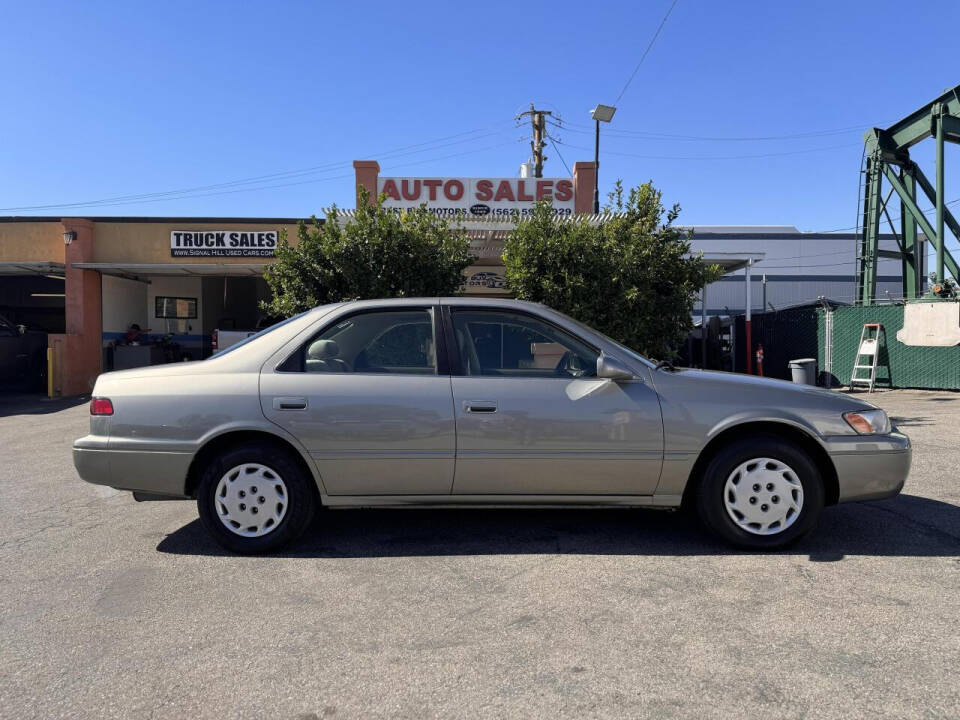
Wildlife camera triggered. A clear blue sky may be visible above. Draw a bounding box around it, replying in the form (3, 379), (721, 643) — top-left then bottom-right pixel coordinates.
(1, 0), (958, 231)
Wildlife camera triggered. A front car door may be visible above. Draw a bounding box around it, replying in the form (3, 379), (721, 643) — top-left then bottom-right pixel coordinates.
(261, 305), (456, 495)
(445, 305), (663, 495)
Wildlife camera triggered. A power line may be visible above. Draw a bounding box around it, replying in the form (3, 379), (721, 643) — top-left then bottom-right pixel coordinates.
(614, 0), (680, 105)
(551, 119), (871, 142)
(0, 123), (516, 213)
(815, 197), (960, 233)
(753, 260), (882, 269)
(552, 137), (859, 161)
(0, 127), (509, 212)
(1, 139), (522, 212)
(546, 133), (572, 176)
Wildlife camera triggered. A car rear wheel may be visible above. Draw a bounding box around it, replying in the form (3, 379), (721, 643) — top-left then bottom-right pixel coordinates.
(695, 435), (824, 549)
(196, 442), (317, 554)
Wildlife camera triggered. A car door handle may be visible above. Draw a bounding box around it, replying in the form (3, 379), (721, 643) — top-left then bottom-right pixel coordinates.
(464, 400), (498, 413)
(274, 396), (307, 410)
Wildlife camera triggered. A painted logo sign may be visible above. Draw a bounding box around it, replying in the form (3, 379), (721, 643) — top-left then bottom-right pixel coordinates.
(463, 266), (508, 294)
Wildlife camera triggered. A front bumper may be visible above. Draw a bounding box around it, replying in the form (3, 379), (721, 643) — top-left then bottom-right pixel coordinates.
(73, 435), (193, 498)
(823, 431), (911, 502)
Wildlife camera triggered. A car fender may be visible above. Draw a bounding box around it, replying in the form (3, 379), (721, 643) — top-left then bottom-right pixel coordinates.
(655, 407), (830, 499)
(191, 418), (328, 495)
(704, 409), (827, 448)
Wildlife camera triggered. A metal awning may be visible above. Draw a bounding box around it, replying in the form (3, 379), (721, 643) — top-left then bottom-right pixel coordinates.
(697, 252), (765, 274)
(72, 262), (270, 280)
(0, 261), (66, 276)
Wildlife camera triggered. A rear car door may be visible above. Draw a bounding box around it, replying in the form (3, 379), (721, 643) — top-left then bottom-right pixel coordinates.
(445, 307), (663, 495)
(261, 306), (456, 495)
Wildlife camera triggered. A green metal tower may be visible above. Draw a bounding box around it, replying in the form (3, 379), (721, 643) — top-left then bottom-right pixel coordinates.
(858, 84), (960, 304)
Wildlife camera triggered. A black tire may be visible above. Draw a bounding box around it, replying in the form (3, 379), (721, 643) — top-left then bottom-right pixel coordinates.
(695, 435), (824, 550)
(196, 442), (317, 554)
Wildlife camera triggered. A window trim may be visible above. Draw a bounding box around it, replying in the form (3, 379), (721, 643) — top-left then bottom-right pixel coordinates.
(275, 305), (448, 376)
(443, 306), (601, 379)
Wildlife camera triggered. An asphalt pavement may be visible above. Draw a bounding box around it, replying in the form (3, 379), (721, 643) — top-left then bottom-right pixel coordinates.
(1, 389), (958, 719)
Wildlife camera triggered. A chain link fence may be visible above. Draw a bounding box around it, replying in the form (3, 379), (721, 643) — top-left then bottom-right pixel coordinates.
(715, 301), (959, 390)
(732, 304), (823, 381)
(818, 303), (960, 390)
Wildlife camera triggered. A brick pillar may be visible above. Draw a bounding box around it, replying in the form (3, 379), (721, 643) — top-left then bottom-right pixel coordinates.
(573, 161), (597, 215)
(60, 219), (101, 395)
(353, 160), (380, 206)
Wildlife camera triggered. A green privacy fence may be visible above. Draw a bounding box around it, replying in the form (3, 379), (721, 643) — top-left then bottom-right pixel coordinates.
(818, 303), (960, 390)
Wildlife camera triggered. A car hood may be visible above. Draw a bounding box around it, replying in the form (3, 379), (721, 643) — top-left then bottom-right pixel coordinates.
(658, 368), (877, 409)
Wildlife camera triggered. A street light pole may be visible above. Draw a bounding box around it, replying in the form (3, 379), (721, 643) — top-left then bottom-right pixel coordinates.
(593, 118), (600, 214)
(589, 105), (616, 215)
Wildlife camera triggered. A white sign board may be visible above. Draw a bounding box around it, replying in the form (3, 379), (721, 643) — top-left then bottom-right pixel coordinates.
(378, 177), (574, 218)
(896, 302), (960, 346)
(171, 230), (278, 258)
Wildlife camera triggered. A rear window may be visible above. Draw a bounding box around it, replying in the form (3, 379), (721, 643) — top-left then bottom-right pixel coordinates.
(210, 311), (308, 358)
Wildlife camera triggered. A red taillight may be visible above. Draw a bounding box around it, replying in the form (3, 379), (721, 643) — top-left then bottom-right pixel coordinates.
(90, 397), (114, 416)
(211, 329), (218, 351)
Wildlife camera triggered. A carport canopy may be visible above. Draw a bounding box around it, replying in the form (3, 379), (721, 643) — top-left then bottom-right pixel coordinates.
(0, 261), (66, 276)
(695, 251), (765, 274)
(72, 262), (269, 281)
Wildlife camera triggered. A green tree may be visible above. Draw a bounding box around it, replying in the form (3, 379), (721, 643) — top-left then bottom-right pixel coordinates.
(502, 180), (721, 358)
(262, 188), (474, 317)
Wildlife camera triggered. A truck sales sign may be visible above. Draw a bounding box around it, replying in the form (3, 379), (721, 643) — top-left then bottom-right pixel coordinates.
(171, 230), (278, 257)
(377, 177), (575, 217)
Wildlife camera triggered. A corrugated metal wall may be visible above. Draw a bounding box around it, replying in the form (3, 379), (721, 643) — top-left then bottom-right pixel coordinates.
(690, 229), (914, 317)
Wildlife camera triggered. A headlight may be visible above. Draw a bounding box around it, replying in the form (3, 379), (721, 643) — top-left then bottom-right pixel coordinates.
(843, 409), (891, 435)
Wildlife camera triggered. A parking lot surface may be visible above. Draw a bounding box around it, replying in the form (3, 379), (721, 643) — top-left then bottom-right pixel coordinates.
(1, 389), (959, 719)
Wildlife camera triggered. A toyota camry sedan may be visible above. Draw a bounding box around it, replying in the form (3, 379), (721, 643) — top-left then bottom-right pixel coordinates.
(74, 297), (911, 553)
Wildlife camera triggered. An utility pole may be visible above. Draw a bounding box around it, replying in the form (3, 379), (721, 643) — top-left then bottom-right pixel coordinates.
(516, 104), (551, 177)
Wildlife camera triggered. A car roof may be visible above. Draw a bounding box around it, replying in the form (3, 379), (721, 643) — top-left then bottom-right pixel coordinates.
(329, 297), (544, 311)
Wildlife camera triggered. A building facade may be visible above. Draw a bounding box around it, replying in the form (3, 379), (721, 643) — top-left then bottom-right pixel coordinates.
(0, 158), (907, 395)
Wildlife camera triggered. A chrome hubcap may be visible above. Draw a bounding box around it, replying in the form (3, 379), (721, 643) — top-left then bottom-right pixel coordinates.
(215, 463), (288, 537)
(723, 457), (803, 536)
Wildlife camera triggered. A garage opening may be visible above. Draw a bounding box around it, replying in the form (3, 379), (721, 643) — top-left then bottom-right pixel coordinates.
(75, 262), (273, 369)
(0, 262), (66, 392)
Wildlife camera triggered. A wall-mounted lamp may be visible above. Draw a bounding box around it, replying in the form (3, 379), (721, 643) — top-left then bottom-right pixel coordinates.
(63, 231), (77, 245)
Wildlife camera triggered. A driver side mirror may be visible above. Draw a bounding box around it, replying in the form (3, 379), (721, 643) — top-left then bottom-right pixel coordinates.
(596, 353), (635, 382)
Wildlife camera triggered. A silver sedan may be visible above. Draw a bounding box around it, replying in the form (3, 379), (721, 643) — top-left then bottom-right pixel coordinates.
(74, 298), (911, 553)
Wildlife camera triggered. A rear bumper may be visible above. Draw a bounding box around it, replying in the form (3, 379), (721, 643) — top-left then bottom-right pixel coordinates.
(824, 431), (911, 502)
(73, 435), (193, 498)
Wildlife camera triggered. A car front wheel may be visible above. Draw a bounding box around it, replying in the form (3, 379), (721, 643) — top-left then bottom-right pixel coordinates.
(196, 442), (317, 554)
(695, 436), (824, 549)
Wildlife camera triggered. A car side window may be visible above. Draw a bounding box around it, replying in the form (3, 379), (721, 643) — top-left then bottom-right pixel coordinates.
(288, 309), (437, 375)
(450, 310), (598, 378)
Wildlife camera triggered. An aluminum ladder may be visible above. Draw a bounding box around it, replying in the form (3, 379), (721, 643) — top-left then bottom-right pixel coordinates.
(850, 323), (884, 392)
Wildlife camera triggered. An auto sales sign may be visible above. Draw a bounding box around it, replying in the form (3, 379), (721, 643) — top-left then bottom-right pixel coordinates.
(377, 177), (575, 217)
(170, 230), (278, 257)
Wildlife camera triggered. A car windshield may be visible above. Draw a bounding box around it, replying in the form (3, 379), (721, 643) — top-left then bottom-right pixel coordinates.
(209, 311), (308, 358)
(549, 309), (656, 369)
